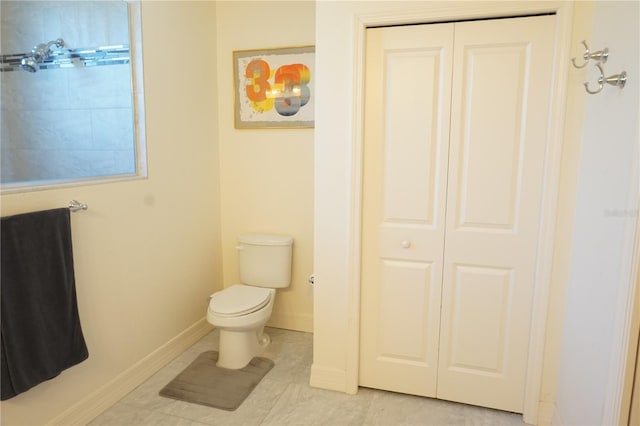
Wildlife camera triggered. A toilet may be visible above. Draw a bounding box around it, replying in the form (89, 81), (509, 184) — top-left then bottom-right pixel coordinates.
(207, 233), (293, 369)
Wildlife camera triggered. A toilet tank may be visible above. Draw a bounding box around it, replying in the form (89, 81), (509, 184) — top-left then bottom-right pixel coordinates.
(237, 234), (293, 288)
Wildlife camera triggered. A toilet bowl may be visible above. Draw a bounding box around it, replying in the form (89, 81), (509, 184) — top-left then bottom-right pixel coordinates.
(207, 285), (276, 369)
(206, 234), (293, 369)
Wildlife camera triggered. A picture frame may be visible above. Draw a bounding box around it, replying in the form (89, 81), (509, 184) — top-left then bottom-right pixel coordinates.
(233, 46), (315, 129)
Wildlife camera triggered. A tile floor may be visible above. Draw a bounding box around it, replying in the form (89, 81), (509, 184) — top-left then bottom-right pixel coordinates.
(89, 328), (526, 426)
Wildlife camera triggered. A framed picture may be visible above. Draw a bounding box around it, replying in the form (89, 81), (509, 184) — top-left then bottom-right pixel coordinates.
(233, 46), (315, 129)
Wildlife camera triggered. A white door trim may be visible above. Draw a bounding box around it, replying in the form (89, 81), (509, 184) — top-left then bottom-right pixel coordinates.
(346, 2), (574, 424)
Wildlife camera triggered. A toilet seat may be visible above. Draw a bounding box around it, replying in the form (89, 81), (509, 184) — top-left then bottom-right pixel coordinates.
(209, 285), (272, 317)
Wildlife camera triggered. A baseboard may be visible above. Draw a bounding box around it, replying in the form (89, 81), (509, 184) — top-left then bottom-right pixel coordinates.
(536, 401), (556, 426)
(309, 364), (354, 394)
(551, 406), (566, 426)
(267, 312), (313, 333)
(48, 318), (213, 426)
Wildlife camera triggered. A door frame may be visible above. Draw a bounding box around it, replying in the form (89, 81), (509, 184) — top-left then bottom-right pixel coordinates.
(346, 2), (574, 424)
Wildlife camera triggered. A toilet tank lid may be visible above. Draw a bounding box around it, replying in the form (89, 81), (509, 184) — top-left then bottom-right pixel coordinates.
(238, 233), (293, 246)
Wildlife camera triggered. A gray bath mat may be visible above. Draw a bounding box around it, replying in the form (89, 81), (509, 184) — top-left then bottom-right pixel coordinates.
(159, 350), (274, 411)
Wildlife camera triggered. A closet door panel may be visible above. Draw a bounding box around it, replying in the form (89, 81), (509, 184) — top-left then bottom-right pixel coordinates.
(360, 23), (454, 397)
(437, 15), (555, 412)
(455, 46), (526, 230)
(446, 264), (512, 372)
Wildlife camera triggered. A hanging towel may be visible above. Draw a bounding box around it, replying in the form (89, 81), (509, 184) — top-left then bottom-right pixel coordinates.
(1, 208), (88, 400)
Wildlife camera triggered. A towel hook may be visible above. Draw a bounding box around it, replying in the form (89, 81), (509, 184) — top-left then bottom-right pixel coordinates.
(571, 40), (609, 69)
(584, 63), (627, 95)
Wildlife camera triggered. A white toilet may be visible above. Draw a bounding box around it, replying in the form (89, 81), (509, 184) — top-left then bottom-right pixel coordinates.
(207, 233), (293, 369)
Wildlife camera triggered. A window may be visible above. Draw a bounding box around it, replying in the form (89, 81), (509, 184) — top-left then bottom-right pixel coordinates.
(0, 0), (146, 192)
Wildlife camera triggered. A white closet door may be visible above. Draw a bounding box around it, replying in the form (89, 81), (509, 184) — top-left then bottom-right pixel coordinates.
(436, 15), (555, 412)
(359, 23), (454, 396)
(360, 15), (556, 412)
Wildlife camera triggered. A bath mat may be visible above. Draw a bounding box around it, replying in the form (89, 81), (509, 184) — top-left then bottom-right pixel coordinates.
(159, 350), (274, 411)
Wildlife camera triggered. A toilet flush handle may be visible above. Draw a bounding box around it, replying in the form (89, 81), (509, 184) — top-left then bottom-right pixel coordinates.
(401, 240), (411, 249)
(236, 245), (244, 250)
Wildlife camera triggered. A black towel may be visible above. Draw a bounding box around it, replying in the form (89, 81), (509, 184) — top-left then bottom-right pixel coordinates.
(1, 208), (88, 400)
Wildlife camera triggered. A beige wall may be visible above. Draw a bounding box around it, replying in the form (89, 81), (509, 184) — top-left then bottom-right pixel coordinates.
(1, 1), (315, 423)
(215, 1), (315, 332)
(0, 2), (221, 424)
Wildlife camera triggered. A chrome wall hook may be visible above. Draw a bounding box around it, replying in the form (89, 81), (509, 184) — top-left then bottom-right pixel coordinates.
(584, 63), (627, 95)
(571, 40), (609, 69)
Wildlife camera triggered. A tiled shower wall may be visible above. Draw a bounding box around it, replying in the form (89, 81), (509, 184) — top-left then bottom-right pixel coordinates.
(1, 1), (135, 184)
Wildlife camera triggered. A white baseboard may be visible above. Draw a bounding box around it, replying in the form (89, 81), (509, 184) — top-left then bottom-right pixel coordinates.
(268, 312), (313, 333)
(551, 408), (565, 426)
(48, 318), (213, 426)
(309, 364), (354, 394)
(536, 401), (556, 426)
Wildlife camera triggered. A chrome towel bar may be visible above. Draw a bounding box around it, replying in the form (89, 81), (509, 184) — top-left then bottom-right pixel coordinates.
(68, 200), (88, 212)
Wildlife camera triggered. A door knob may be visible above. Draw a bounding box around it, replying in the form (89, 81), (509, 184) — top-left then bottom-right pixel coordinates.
(401, 240), (411, 248)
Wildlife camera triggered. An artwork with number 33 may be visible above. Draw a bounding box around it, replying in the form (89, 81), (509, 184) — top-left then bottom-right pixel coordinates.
(234, 46), (315, 128)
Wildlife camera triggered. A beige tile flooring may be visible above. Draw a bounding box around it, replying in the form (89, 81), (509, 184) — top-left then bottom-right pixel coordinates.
(89, 328), (526, 426)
